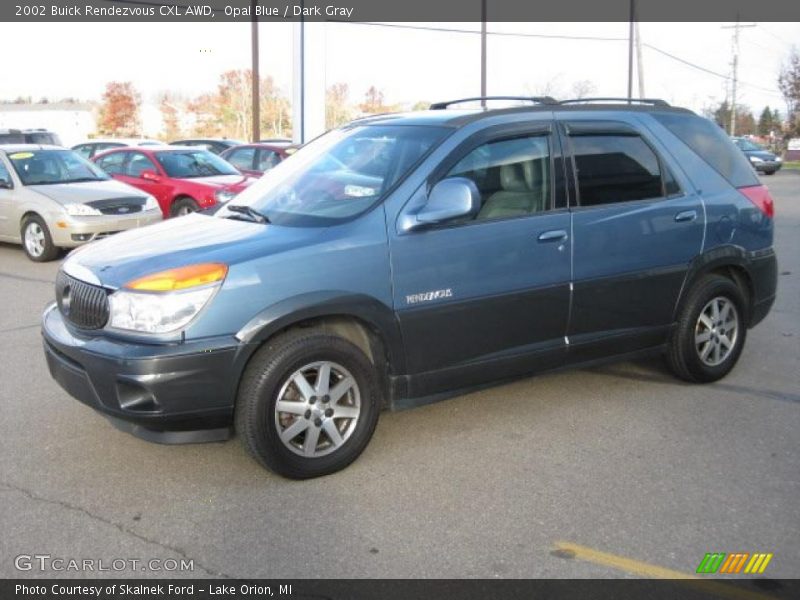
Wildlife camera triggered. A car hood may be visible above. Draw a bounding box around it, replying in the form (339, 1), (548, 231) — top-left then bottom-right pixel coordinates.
(63, 213), (324, 289)
(30, 179), (147, 204)
(745, 150), (777, 160)
(178, 174), (252, 189)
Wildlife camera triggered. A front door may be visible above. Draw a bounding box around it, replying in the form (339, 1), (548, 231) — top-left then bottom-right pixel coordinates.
(390, 127), (572, 396)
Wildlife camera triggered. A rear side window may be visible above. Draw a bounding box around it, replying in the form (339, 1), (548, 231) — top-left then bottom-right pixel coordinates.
(571, 135), (662, 206)
(95, 152), (127, 175)
(227, 147), (256, 171)
(652, 113), (758, 188)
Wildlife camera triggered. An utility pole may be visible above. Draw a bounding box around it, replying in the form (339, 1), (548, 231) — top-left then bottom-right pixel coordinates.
(635, 21), (645, 98)
(722, 19), (756, 136)
(251, 0), (260, 142)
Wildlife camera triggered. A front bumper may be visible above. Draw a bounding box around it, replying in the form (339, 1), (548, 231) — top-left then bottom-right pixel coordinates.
(42, 303), (243, 443)
(50, 208), (162, 248)
(752, 160), (782, 173)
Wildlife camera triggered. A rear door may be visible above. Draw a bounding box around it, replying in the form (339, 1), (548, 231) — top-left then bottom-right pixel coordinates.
(390, 122), (572, 395)
(560, 118), (704, 358)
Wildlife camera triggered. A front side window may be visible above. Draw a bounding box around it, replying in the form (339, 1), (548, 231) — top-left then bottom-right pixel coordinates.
(227, 147), (256, 171)
(155, 150), (240, 178)
(95, 151), (127, 175)
(0, 158), (12, 185)
(257, 150), (281, 172)
(8, 149), (108, 185)
(223, 125), (448, 226)
(73, 144), (93, 159)
(126, 152), (157, 178)
(571, 135), (663, 206)
(445, 135), (551, 221)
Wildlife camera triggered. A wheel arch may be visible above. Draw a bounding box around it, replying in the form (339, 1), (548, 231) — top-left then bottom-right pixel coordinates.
(674, 245), (756, 325)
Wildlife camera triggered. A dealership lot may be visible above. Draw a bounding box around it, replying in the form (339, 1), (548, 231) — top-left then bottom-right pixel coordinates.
(0, 171), (798, 579)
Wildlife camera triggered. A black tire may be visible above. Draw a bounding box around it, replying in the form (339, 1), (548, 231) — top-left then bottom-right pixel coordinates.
(235, 329), (381, 479)
(665, 275), (748, 383)
(170, 196), (200, 217)
(20, 215), (59, 262)
(764, 170), (776, 176)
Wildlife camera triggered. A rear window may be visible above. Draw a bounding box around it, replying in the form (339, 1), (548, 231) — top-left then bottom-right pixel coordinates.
(652, 113), (758, 188)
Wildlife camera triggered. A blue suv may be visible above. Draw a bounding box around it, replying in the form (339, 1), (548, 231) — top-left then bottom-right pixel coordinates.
(42, 97), (777, 478)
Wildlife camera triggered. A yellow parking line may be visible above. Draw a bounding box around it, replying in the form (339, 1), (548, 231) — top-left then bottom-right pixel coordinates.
(553, 541), (777, 600)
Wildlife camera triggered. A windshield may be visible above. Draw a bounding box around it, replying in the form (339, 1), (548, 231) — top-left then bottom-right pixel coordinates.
(220, 125), (448, 226)
(735, 138), (764, 152)
(7, 149), (109, 185)
(155, 149), (240, 178)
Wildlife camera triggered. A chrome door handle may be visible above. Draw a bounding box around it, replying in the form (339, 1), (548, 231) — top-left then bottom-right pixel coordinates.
(674, 210), (697, 223)
(538, 229), (568, 243)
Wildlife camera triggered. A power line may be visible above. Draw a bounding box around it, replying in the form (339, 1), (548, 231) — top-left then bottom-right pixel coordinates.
(758, 25), (795, 49)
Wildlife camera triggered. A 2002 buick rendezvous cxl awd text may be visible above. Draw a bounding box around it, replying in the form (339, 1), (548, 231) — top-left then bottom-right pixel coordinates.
(42, 97), (778, 479)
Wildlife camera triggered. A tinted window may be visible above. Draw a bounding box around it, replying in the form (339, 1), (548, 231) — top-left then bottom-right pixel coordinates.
(126, 152), (157, 178)
(73, 144), (93, 159)
(446, 135), (551, 221)
(28, 132), (61, 145)
(227, 147), (256, 171)
(95, 152), (127, 175)
(0, 133), (24, 144)
(571, 135), (662, 206)
(652, 113), (758, 188)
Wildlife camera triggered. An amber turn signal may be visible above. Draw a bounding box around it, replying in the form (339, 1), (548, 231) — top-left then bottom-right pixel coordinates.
(125, 263), (228, 292)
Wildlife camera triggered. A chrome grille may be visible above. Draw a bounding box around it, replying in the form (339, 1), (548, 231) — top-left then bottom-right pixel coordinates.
(55, 271), (109, 330)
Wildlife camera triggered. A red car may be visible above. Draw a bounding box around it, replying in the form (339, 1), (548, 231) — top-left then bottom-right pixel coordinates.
(92, 146), (255, 217)
(219, 142), (295, 177)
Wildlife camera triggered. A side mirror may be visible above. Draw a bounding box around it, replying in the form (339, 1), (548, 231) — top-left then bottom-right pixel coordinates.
(416, 177), (481, 226)
(0, 177), (12, 190)
(140, 169), (160, 182)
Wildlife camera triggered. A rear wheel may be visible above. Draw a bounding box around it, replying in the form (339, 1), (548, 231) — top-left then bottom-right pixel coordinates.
(21, 215), (59, 262)
(665, 275), (747, 383)
(235, 329), (381, 479)
(764, 170), (776, 176)
(170, 197), (200, 217)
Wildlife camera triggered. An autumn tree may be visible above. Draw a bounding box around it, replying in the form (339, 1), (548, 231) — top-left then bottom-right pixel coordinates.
(97, 82), (141, 136)
(778, 48), (800, 137)
(326, 83), (352, 129)
(360, 86), (394, 114)
(707, 100), (756, 135)
(411, 101), (430, 111)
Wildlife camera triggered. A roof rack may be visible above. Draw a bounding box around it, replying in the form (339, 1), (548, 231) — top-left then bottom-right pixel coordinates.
(430, 96), (558, 110)
(559, 97), (670, 107)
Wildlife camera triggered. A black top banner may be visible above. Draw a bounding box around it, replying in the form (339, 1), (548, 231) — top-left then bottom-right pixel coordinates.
(5, 0), (800, 22)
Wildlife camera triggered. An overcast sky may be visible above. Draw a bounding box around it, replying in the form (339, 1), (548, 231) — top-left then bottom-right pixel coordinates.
(2, 21), (797, 115)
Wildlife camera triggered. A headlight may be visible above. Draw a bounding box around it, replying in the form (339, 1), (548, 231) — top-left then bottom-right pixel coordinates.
(66, 203), (102, 216)
(214, 189), (237, 203)
(143, 195), (159, 211)
(775, 156), (783, 162)
(749, 156), (764, 163)
(108, 263), (227, 333)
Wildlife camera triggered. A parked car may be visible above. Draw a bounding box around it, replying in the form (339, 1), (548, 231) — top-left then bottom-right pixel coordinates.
(42, 98), (777, 479)
(72, 138), (165, 160)
(92, 146), (254, 217)
(219, 143), (292, 177)
(0, 145), (161, 261)
(169, 138), (244, 155)
(732, 137), (782, 175)
(0, 128), (62, 146)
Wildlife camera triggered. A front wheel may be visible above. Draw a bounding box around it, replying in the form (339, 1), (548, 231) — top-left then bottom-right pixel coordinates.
(170, 197), (200, 217)
(21, 215), (59, 262)
(665, 275), (747, 383)
(236, 330), (381, 479)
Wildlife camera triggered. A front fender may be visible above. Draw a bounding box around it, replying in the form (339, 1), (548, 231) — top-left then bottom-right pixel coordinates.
(234, 291), (405, 374)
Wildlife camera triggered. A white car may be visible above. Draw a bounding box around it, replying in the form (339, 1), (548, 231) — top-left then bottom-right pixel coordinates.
(72, 138), (166, 160)
(0, 145), (162, 261)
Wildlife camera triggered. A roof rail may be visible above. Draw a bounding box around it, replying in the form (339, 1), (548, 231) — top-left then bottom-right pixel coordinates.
(559, 97), (670, 107)
(430, 96), (558, 110)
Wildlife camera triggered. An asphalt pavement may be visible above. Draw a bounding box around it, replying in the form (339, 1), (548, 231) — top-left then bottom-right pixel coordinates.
(0, 171), (798, 580)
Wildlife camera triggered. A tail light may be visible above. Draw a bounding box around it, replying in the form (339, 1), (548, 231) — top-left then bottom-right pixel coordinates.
(739, 185), (774, 218)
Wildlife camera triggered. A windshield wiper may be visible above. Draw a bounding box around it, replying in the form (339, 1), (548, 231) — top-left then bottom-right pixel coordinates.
(226, 204), (270, 224)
